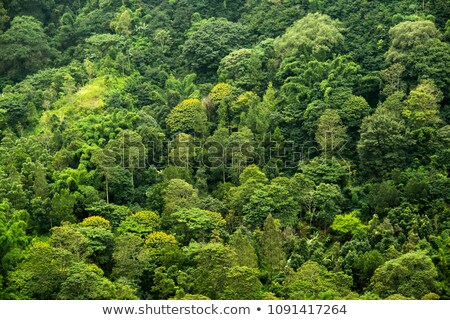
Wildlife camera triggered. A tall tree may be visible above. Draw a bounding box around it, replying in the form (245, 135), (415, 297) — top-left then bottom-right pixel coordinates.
(182, 17), (249, 78)
(259, 214), (286, 276)
(0, 16), (55, 81)
(371, 251), (438, 299)
(274, 13), (344, 61)
(315, 109), (348, 158)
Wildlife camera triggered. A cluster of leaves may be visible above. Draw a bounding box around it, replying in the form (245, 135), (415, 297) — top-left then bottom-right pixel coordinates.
(0, 0), (450, 300)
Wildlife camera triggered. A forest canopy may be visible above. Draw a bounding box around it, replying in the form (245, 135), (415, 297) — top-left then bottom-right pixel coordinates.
(0, 0), (450, 300)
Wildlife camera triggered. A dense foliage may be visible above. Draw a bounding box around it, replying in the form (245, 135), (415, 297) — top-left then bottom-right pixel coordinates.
(1, 0), (450, 300)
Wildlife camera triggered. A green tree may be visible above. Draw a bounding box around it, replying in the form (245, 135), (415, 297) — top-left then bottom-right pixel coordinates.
(338, 95), (371, 131)
(51, 189), (76, 227)
(110, 8), (133, 36)
(151, 266), (177, 299)
(284, 261), (353, 299)
(190, 242), (237, 299)
(260, 214), (286, 276)
(182, 18), (249, 77)
(433, 230), (450, 297)
(0, 1), (8, 32)
(371, 251), (438, 299)
(225, 164), (268, 216)
(73, 223), (115, 267)
(0, 92), (37, 130)
(33, 161), (49, 200)
(274, 13), (344, 60)
(169, 208), (226, 245)
(230, 227), (258, 269)
(163, 179), (199, 215)
(331, 211), (367, 239)
(315, 109), (348, 157)
(220, 266), (263, 299)
(8, 242), (74, 299)
(49, 225), (91, 261)
(302, 182), (344, 228)
(112, 233), (147, 280)
(403, 80), (443, 129)
(0, 16), (55, 81)
(166, 98), (208, 136)
(153, 29), (172, 53)
(0, 203), (29, 278)
(106, 130), (146, 190)
(218, 48), (263, 90)
(58, 262), (118, 300)
(358, 109), (413, 177)
(386, 20), (441, 65)
(243, 177), (299, 228)
(385, 19), (450, 96)
(117, 211), (159, 236)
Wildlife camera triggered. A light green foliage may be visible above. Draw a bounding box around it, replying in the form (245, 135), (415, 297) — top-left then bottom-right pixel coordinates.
(331, 211), (367, 237)
(220, 266), (263, 299)
(260, 214), (286, 276)
(371, 251), (438, 299)
(386, 20), (441, 65)
(166, 98), (208, 135)
(117, 211), (159, 236)
(230, 227), (258, 269)
(315, 109), (348, 157)
(112, 233), (147, 280)
(8, 242), (74, 299)
(58, 262), (117, 299)
(284, 261), (354, 299)
(218, 48), (263, 90)
(380, 63), (407, 96)
(0, 0), (449, 302)
(403, 80), (443, 128)
(110, 8), (134, 36)
(163, 179), (199, 215)
(169, 208), (226, 245)
(239, 164), (268, 185)
(154, 29), (172, 52)
(51, 189), (76, 226)
(275, 13), (344, 60)
(190, 242), (237, 299)
(301, 182), (344, 228)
